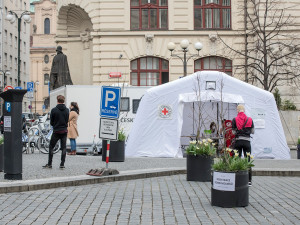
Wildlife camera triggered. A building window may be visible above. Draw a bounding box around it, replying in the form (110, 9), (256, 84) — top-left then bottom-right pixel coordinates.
(131, 0), (168, 30)
(194, 0), (231, 29)
(194, 56), (232, 75)
(44, 74), (50, 85)
(15, 36), (17, 48)
(44, 55), (49, 64)
(131, 57), (169, 86)
(44, 18), (50, 34)
(4, 30), (7, 42)
(10, 33), (12, 46)
(9, 56), (12, 68)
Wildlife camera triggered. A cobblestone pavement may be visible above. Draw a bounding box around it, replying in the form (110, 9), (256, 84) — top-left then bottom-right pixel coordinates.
(0, 175), (299, 225)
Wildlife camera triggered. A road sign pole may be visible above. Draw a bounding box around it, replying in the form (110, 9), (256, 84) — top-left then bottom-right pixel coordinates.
(106, 140), (110, 169)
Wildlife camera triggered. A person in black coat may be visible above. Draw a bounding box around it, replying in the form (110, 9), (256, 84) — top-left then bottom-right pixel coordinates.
(43, 95), (69, 169)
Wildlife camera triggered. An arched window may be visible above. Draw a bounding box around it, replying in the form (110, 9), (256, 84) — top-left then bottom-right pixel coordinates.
(44, 18), (50, 34)
(44, 55), (49, 64)
(194, 56), (232, 76)
(194, 0), (231, 29)
(131, 0), (168, 30)
(44, 74), (50, 85)
(131, 57), (169, 86)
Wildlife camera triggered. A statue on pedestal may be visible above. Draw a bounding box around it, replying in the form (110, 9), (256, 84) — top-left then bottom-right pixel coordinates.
(50, 46), (73, 90)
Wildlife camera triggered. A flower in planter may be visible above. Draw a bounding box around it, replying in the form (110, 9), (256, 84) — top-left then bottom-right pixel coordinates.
(118, 129), (126, 142)
(186, 138), (216, 156)
(0, 135), (3, 145)
(297, 136), (300, 145)
(212, 148), (254, 172)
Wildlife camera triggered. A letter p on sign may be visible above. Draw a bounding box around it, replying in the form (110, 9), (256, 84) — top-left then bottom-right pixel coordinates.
(105, 91), (116, 107)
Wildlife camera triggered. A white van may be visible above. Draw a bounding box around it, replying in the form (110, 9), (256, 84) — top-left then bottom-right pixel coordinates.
(50, 85), (149, 153)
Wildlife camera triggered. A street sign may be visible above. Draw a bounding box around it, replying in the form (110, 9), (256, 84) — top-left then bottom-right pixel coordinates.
(27, 82), (34, 92)
(100, 86), (121, 119)
(5, 102), (11, 112)
(99, 118), (118, 140)
(4, 86), (14, 92)
(14, 87), (22, 90)
(42, 105), (46, 113)
(28, 105), (32, 109)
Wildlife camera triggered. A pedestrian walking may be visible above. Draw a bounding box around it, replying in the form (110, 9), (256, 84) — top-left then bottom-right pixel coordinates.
(232, 104), (254, 186)
(43, 95), (69, 169)
(67, 102), (79, 155)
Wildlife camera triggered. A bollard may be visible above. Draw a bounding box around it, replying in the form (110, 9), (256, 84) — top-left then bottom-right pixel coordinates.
(106, 140), (110, 169)
(0, 89), (27, 180)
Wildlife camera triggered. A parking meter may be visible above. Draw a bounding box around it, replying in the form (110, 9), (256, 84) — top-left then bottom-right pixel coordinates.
(0, 89), (27, 180)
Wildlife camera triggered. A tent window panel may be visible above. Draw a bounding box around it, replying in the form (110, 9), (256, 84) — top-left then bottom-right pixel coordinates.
(132, 99), (141, 114)
(120, 97), (130, 112)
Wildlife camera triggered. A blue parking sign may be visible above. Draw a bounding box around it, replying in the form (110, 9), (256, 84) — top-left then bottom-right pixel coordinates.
(100, 86), (121, 119)
(27, 82), (34, 92)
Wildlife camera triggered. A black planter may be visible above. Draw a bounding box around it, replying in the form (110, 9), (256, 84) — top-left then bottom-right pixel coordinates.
(187, 154), (213, 181)
(102, 140), (125, 162)
(297, 144), (300, 159)
(211, 170), (249, 207)
(0, 144), (3, 172)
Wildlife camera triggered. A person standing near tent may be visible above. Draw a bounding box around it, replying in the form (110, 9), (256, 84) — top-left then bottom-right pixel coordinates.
(232, 104), (254, 186)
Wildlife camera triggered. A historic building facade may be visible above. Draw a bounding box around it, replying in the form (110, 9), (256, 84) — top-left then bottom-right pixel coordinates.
(30, 0), (57, 114)
(55, 0), (300, 105)
(1, 0), (31, 112)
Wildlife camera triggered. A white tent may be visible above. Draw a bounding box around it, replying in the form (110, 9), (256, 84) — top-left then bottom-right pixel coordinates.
(126, 71), (290, 159)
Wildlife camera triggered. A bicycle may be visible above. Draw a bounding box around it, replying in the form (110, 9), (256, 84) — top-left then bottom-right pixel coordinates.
(28, 124), (60, 154)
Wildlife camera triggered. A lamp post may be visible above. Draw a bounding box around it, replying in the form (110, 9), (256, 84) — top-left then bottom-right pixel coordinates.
(6, 11), (31, 87)
(0, 70), (11, 91)
(167, 39), (203, 77)
(34, 81), (39, 114)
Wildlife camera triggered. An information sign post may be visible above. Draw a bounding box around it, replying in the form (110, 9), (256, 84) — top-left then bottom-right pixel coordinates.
(87, 86), (121, 176)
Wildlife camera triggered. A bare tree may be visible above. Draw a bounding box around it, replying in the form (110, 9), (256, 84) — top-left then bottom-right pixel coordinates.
(220, 0), (300, 92)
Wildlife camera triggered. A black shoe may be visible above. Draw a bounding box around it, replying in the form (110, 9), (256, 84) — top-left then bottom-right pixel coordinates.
(42, 164), (52, 169)
(248, 182), (252, 187)
(59, 165), (65, 169)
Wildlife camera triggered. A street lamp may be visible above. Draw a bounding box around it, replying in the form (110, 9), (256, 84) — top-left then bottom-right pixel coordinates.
(0, 70), (11, 91)
(34, 81), (39, 114)
(6, 10), (31, 87)
(167, 39), (203, 77)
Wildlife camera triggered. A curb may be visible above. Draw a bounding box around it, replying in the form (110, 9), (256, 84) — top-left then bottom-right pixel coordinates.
(0, 168), (299, 194)
(0, 168), (186, 194)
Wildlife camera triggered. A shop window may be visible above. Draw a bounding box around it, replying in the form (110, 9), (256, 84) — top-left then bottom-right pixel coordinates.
(131, 57), (169, 86)
(194, 56), (232, 76)
(194, 0), (231, 29)
(131, 0), (168, 30)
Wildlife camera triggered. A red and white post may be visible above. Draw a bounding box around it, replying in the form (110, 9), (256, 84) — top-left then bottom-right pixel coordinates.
(106, 140), (110, 169)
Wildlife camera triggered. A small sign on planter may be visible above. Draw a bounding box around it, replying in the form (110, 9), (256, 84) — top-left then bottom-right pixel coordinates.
(213, 171), (236, 191)
(99, 118), (118, 140)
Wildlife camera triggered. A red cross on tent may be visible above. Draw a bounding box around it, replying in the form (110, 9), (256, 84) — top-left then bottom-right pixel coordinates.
(162, 108), (169, 115)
